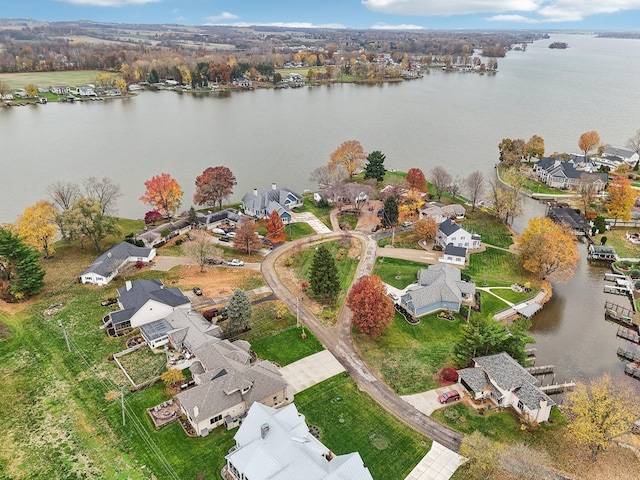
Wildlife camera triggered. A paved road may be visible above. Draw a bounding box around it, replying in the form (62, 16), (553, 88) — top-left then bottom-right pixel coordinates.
(261, 231), (464, 452)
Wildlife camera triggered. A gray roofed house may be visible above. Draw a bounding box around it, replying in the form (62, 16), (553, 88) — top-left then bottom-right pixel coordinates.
(533, 156), (608, 191)
(224, 402), (374, 480)
(176, 340), (290, 436)
(137, 218), (192, 248)
(242, 183), (302, 224)
(442, 244), (467, 266)
(196, 208), (245, 230)
(79, 242), (156, 286)
(139, 309), (222, 350)
(104, 279), (190, 335)
(400, 264), (475, 317)
(436, 218), (481, 250)
(457, 352), (555, 423)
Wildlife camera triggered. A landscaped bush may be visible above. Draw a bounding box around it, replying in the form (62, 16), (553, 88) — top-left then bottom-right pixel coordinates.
(175, 238), (183, 246)
(630, 269), (640, 279)
(439, 366), (459, 383)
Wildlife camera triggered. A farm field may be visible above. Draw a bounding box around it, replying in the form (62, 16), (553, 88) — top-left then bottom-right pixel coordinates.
(0, 70), (105, 89)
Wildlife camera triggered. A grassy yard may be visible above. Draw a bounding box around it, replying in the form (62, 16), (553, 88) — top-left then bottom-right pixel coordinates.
(491, 287), (538, 305)
(0, 70), (106, 89)
(297, 195), (332, 229)
(465, 249), (532, 286)
(462, 209), (514, 248)
(593, 228), (640, 259)
(251, 327), (324, 366)
(116, 345), (167, 386)
(285, 222), (315, 240)
(295, 374), (430, 480)
(337, 212), (358, 230)
(372, 257), (423, 289)
(377, 229), (422, 249)
(354, 311), (462, 394)
(477, 291), (509, 317)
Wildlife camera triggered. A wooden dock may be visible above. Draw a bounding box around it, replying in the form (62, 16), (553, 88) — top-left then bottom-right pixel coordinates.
(526, 365), (555, 376)
(525, 348), (537, 357)
(624, 362), (640, 380)
(604, 301), (637, 329)
(540, 382), (576, 395)
(617, 326), (640, 344)
(617, 347), (640, 363)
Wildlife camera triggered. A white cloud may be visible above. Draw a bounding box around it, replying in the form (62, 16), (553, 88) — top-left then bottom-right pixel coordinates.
(59, 0), (161, 6)
(205, 21), (347, 29)
(204, 12), (239, 22)
(363, 0), (640, 23)
(370, 23), (425, 30)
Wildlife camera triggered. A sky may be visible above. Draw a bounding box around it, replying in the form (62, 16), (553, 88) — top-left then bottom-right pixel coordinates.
(4, 0), (640, 30)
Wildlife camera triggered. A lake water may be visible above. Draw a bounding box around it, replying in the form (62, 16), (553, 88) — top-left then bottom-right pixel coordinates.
(2, 33), (640, 383)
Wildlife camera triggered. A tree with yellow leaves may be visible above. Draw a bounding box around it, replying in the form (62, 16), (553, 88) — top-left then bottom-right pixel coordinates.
(414, 217), (438, 240)
(113, 77), (127, 94)
(578, 130), (601, 159)
(329, 140), (366, 179)
(565, 375), (640, 461)
(606, 175), (635, 226)
(24, 84), (38, 98)
(518, 217), (578, 282)
(13, 200), (58, 258)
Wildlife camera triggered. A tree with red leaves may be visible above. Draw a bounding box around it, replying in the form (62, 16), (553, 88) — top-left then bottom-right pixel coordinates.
(406, 168), (427, 192)
(233, 221), (262, 255)
(144, 210), (163, 225)
(193, 166), (237, 210)
(347, 275), (395, 337)
(266, 210), (285, 242)
(140, 172), (183, 217)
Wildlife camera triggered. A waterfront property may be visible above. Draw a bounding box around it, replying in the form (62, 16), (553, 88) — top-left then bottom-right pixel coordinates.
(400, 264), (476, 317)
(457, 352), (555, 423)
(176, 340), (289, 436)
(196, 208), (245, 230)
(441, 244), (467, 266)
(137, 218), (191, 247)
(587, 244), (618, 262)
(79, 241), (156, 285)
(547, 206), (588, 235)
(241, 183), (303, 224)
(435, 218), (481, 251)
(533, 157), (608, 191)
(223, 402), (374, 480)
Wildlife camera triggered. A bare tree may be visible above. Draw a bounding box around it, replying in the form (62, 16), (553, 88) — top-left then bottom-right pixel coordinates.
(182, 231), (221, 273)
(499, 443), (551, 480)
(464, 171), (485, 211)
(626, 129), (640, 169)
(47, 180), (80, 211)
(83, 176), (122, 215)
(342, 183), (374, 213)
(577, 175), (597, 213)
(310, 164), (347, 187)
(429, 166), (452, 202)
(448, 175), (461, 201)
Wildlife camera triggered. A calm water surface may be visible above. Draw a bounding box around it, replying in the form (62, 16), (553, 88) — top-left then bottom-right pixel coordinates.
(2, 33), (640, 383)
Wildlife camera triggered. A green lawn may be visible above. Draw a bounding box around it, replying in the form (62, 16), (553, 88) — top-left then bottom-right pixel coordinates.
(354, 311), (462, 394)
(337, 212), (358, 230)
(593, 228), (640, 259)
(462, 210), (514, 248)
(297, 196), (332, 229)
(378, 230), (422, 249)
(491, 287), (538, 305)
(250, 327), (324, 366)
(372, 257), (423, 289)
(432, 403), (525, 443)
(116, 345), (167, 385)
(465, 249), (531, 286)
(384, 171), (408, 182)
(477, 291), (510, 317)
(295, 374), (430, 480)
(0, 70), (107, 89)
(285, 222), (315, 240)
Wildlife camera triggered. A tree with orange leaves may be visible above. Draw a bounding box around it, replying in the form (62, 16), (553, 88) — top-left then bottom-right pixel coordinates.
(606, 175), (635, 226)
(347, 275), (395, 337)
(140, 173), (183, 217)
(329, 140), (366, 179)
(406, 168), (427, 192)
(266, 210), (285, 242)
(518, 217), (578, 282)
(578, 130), (601, 159)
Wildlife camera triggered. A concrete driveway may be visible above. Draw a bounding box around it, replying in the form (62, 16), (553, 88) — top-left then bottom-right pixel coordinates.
(405, 442), (467, 480)
(279, 350), (345, 395)
(401, 383), (464, 416)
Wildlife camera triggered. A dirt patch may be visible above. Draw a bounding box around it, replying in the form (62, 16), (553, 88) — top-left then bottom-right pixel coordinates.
(356, 200), (383, 231)
(171, 265), (263, 298)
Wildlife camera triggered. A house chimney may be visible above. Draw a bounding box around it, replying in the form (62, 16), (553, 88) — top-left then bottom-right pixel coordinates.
(272, 182), (277, 190)
(193, 406), (199, 418)
(125, 280), (132, 291)
(253, 188), (258, 196)
(261, 423), (269, 438)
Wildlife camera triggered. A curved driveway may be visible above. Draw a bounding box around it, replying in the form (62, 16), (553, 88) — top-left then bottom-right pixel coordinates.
(261, 231), (463, 452)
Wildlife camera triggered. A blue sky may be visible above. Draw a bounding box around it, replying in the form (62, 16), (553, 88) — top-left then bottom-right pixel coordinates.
(5, 0), (640, 30)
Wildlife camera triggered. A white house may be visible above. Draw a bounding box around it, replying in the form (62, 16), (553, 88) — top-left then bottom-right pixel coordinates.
(441, 244), (467, 266)
(224, 402), (374, 480)
(80, 242), (156, 286)
(177, 340), (289, 436)
(436, 218), (481, 250)
(457, 352), (555, 423)
(104, 279), (190, 336)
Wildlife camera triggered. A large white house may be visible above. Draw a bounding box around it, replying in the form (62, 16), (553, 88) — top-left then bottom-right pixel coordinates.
(224, 402), (374, 480)
(457, 352), (555, 423)
(80, 242), (156, 286)
(435, 218), (481, 250)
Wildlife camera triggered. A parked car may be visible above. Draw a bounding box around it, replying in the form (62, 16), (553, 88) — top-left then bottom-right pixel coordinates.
(371, 225), (381, 232)
(219, 235), (231, 242)
(203, 307), (228, 321)
(226, 231), (237, 238)
(100, 298), (118, 307)
(402, 221), (412, 227)
(438, 390), (460, 404)
(205, 257), (224, 265)
(388, 292), (399, 303)
(192, 287), (202, 296)
(210, 228), (226, 235)
(227, 259), (244, 267)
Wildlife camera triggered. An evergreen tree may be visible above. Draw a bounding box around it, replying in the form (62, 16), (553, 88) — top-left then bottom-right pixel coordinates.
(148, 69), (159, 84)
(309, 245), (339, 302)
(0, 228), (45, 301)
(227, 289), (252, 332)
(363, 150), (387, 183)
(381, 195), (399, 228)
(187, 206), (198, 225)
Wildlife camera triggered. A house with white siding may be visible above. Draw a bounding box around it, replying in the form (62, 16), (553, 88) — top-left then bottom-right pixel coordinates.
(80, 242), (156, 286)
(436, 218), (481, 250)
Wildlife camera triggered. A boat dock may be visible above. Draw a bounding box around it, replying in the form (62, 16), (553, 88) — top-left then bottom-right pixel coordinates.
(604, 301), (637, 329)
(540, 382), (576, 395)
(624, 363), (640, 379)
(617, 326), (640, 345)
(617, 347), (640, 363)
(603, 273), (634, 296)
(526, 365), (555, 376)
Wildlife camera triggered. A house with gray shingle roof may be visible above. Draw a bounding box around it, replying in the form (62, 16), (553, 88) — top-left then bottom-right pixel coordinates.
(400, 264), (475, 317)
(196, 208), (245, 230)
(442, 244), (467, 266)
(79, 242), (156, 286)
(436, 218), (481, 250)
(104, 279), (190, 336)
(176, 340), (290, 436)
(224, 402), (374, 480)
(533, 157), (608, 191)
(457, 352), (555, 423)
(242, 183), (302, 224)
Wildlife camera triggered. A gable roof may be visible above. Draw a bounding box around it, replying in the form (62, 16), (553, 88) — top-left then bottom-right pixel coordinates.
(242, 186), (302, 213)
(81, 242), (154, 279)
(196, 208), (243, 226)
(444, 244), (467, 258)
(402, 264), (475, 313)
(110, 279), (189, 326)
(227, 402), (374, 480)
(438, 218), (462, 237)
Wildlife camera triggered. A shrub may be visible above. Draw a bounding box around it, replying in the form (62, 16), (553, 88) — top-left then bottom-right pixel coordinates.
(175, 238), (183, 246)
(135, 261), (144, 269)
(439, 366), (459, 383)
(317, 198), (329, 208)
(284, 256), (293, 267)
(630, 269), (640, 279)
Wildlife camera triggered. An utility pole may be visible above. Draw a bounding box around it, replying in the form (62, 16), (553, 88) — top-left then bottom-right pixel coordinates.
(58, 319), (70, 352)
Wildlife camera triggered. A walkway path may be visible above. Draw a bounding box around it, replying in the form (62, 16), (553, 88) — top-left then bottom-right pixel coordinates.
(404, 442), (466, 480)
(279, 350), (345, 395)
(291, 211), (332, 234)
(477, 287), (515, 307)
(493, 288), (548, 322)
(260, 231), (464, 452)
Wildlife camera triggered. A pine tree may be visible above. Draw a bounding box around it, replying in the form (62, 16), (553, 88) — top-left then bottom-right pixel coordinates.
(363, 150), (387, 183)
(309, 245), (339, 302)
(381, 195), (398, 228)
(0, 228), (45, 301)
(227, 289), (252, 332)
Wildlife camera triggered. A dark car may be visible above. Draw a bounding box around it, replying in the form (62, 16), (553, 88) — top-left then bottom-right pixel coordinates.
(192, 287), (202, 296)
(438, 390), (461, 404)
(371, 225), (381, 232)
(203, 306), (228, 321)
(101, 298), (118, 307)
(377, 209), (383, 217)
(219, 235), (231, 242)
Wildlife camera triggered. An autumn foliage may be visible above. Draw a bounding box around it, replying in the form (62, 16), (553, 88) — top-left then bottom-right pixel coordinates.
(13, 200), (58, 258)
(329, 140), (366, 179)
(347, 275), (395, 337)
(518, 217), (579, 282)
(140, 173), (183, 217)
(233, 221), (262, 255)
(266, 210), (285, 242)
(193, 166), (237, 209)
(414, 217), (438, 240)
(406, 168), (427, 192)
(578, 130), (601, 158)
(606, 175), (635, 225)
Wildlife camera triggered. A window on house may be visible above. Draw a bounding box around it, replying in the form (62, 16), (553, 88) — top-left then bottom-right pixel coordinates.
(517, 400), (524, 411)
(210, 414), (223, 424)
